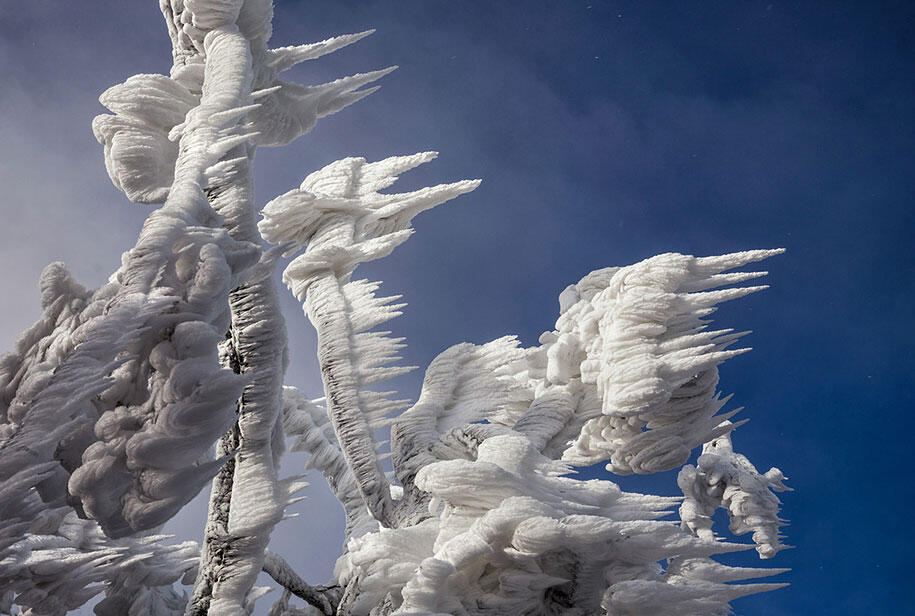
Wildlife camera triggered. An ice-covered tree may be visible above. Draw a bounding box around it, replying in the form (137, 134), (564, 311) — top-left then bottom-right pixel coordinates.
(0, 2), (790, 615)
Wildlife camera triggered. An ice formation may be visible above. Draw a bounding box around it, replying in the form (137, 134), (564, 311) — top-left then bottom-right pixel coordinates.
(263, 153), (789, 615)
(0, 1), (790, 615)
(678, 427), (791, 559)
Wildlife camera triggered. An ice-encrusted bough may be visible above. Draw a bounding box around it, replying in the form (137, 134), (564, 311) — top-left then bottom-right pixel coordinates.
(0, 1), (791, 615)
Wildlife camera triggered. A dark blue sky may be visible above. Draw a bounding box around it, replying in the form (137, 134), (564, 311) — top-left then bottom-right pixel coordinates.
(1, 1), (912, 614)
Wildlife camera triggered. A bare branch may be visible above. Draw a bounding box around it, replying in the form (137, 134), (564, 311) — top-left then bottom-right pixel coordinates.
(262, 550), (341, 616)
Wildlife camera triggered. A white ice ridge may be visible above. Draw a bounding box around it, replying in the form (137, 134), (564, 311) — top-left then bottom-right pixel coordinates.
(261, 153), (480, 528)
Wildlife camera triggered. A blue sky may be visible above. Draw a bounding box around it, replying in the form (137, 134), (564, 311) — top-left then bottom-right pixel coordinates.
(0, 1), (912, 614)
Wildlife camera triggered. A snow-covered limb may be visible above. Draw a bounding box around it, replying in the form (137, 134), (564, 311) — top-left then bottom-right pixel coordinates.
(262, 550), (342, 615)
(98, 2), (390, 205)
(261, 153), (481, 528)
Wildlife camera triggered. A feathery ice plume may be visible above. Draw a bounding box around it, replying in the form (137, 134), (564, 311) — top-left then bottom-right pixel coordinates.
(0, 209), (255, 538)
(548, 250), (784, 474)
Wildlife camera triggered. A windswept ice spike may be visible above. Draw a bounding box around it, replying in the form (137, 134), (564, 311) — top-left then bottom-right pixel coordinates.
(264, 30), (376, 72)
(246, 67), (395, 148)
(259, 152), (479, 257)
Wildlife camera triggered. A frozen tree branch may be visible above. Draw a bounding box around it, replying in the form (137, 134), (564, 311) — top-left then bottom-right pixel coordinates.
(260, 153), (480, 528)
(282, 387), (377, 542)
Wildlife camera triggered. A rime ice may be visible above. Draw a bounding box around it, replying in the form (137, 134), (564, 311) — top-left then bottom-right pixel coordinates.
(0, 2), (789, 615)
